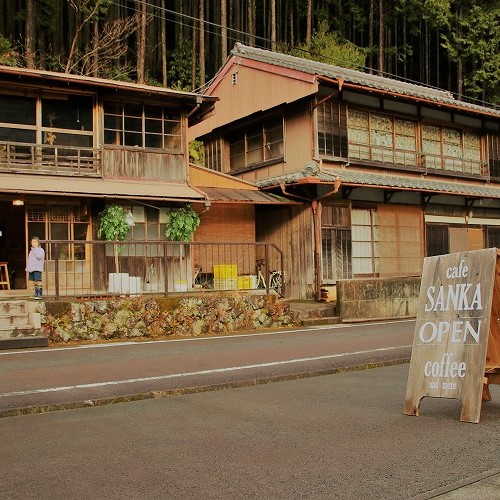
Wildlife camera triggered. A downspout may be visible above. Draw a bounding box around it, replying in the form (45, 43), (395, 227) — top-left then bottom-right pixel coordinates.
(311, 200), (322, 302)
(280, 179), (342, 302)
(312, 178), (342, 301)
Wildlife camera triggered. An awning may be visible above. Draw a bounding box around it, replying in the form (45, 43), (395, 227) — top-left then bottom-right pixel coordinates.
(200, 187), (298, 204)
(256, 166), (500, 200)
(0, 173), (204, 202)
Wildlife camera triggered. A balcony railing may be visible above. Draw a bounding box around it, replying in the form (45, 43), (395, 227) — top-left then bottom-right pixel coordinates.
(348, 142), (490, 179)
(0, 141), (101, 176)
(39, 240), (285, 300)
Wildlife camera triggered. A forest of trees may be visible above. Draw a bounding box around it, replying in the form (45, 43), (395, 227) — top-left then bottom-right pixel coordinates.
(0, 1), (499, 104)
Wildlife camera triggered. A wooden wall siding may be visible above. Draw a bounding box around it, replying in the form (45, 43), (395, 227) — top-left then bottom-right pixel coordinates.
(256, 204), (314, 299)
(193, 204), (256, 275)
(102, 148), (186, 181)
(378, 205), (424, 276)
(449, 227), (484, 253)
(190, 64), (317, 140)
(189, 165), (258, 189)
(234, 104), (314, 183)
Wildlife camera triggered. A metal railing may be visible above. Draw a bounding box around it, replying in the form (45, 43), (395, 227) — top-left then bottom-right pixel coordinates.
(39, 240), (285, 300)
(0, 141), (101, 176)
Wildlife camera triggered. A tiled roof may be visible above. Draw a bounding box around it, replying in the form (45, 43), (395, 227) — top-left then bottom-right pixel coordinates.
(255, 167), (500, 199)
(232, 44), (500, 118)
(200, 187), (296, 204)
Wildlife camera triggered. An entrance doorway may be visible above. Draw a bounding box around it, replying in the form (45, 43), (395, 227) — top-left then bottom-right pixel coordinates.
(0, 201), (27, 289)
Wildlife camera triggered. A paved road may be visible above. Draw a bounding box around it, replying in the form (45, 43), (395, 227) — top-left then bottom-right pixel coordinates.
(1, 364), (499, 499)
(0, 321), (414, 415)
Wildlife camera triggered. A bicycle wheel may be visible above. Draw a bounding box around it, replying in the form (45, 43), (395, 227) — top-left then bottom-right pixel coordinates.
(269, 272), (282, 290)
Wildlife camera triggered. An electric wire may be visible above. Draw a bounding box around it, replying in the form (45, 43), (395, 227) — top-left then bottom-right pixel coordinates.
(108, 0), (497, 108)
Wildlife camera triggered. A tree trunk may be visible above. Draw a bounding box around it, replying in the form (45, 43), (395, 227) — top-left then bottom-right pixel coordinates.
(306, 0), (313, 47)
(25, 0), (35, 68)
(378, 0), (384, 75)
(271, 0), (276, 51)
(136, 0), (147, 84)
(191, 15), (197, 90)
(199, 0), (205, 86)
(161, 0), (167, 86)
(221, 0), (227, 62)
(369, 0), (374, 73)
(248, 0), (256, 46)
(92, 20), (99, 77)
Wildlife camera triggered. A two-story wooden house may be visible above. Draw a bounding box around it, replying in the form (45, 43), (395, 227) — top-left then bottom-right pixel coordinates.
(190, 43), (500, 300)
(0, 66), (219, 293)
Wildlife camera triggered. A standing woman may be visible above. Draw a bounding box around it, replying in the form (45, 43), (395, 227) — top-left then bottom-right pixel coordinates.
(26, 236), (45, 299)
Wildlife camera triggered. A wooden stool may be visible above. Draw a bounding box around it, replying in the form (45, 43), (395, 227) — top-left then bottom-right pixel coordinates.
(0, 262), (10, 290)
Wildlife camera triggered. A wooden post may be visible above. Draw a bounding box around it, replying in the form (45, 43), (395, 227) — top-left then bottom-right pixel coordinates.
(404, 248), (499, 423)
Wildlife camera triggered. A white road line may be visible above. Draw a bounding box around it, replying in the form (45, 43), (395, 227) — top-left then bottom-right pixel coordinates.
(0, 345), (411, 398)
(0, 319), (415, 356)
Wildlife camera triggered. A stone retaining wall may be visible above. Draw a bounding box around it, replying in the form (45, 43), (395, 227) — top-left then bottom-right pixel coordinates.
(336, 276), (421, 321)
(43, 292), (297, 343)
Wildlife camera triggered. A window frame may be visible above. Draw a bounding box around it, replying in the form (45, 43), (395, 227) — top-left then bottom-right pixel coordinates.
(103, 101), (183, 153)
(228, 115), (284, 172)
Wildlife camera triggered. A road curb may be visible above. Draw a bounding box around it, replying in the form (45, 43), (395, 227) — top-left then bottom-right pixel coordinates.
(412, 467), (500, 499)
(0, 357), (410, 418)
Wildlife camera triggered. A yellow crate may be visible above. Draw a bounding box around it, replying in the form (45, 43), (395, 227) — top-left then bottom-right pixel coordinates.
(237, 275), (257, 290)
(214, 278), (238, 290)
(213, 264), (237, 279)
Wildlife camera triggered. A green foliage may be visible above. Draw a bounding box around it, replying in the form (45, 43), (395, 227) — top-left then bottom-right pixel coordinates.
(0, 35), (20, 66)
(189, 140), (204, 165)
(165, 205), (200, 242)
(100, 65), (134, 82)
(290, 21), (366, 70)
(442, 5), (500, 99)
(168, 38), (196, 90)
(97, 205), (130, 241)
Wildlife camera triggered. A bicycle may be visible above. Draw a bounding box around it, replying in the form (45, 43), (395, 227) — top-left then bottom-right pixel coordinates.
(256, 258), (285, 295)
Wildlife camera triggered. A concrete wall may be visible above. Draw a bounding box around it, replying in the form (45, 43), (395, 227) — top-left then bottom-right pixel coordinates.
(337, 276), (421, 322)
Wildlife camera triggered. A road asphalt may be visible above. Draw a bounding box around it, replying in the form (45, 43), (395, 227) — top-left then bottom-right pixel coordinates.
(1, 320), (499, 499)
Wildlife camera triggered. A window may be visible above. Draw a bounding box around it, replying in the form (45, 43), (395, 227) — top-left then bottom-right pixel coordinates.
(27, 206), (90, 262)
(317, 100), (348, 158)
(321, 204), (352, 282)
(104, 102), (182, 151)
(488, 133), (500, 179)
(351, 208), (379, 276)
(204, 137), (223, 172)
(422, 125), (483, 176)
(0, 92), (93, 148)
(426, 223), (485, 256)
(348, 110), (417, 167)
(229, 117), (284, 171)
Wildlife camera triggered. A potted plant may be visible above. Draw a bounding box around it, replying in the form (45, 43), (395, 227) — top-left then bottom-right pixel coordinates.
(98, 205), (133, 292)
(165, 205), (200, 292)
(165, 204), (200, 242)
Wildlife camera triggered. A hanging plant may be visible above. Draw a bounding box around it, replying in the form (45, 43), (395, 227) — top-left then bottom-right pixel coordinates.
(165, 204), (200, 242)
(98, 205), (133, 272)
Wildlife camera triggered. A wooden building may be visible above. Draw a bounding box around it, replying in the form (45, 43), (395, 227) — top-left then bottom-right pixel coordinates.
(0, 66), (219, 293)
(190, 43), (500, 300)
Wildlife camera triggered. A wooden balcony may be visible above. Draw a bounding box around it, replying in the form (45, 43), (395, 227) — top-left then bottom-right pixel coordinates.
(0, 142), (188, 181)
(0, 141), (101, 177)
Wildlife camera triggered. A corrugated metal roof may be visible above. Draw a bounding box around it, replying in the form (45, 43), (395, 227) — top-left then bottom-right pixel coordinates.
(231, 44), (500, 118)
(0, 173), (204, 202)
(201, 187), (296, 204)
(256, 168), (500, 199)
(0, 65), (217, 103)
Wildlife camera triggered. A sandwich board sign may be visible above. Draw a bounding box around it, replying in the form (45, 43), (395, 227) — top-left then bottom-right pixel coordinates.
(404, 248), (500, 423)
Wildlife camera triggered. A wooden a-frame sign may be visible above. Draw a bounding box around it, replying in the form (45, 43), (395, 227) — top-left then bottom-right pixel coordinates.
(404, 248), (500, 423)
